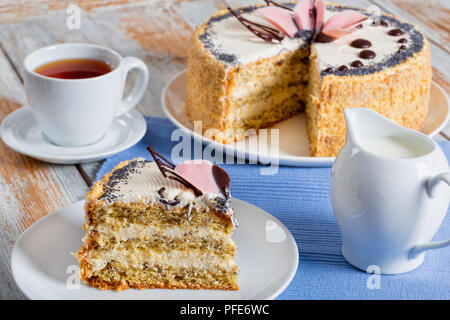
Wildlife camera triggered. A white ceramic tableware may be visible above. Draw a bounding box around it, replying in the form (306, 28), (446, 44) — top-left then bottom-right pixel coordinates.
(0, 106), (146, 164)
(11, 199), (298, 300)
(23, 43), (149, 147)
(331, 108), (450, 274)
(162, 69), (450, 167)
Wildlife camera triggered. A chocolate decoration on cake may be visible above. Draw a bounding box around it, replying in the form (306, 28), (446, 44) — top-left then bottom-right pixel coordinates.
(373, 19), (388, 27)
(350, 39), (372, 48)
(359, 49), (376, 59)
(338, 65), (348, 71)
(315, 32), (335, 43)
(399, 45), (407, 50)
(212, 165), (231, 198)
(324, 67), (333, 73)
(147, 146), (203, 197)
(351, 60), (363, 68)
(227, 7), (283, 42)
(157, 187), (166, 198)
(388, 28), (404, 36)
(147, 146), (231, 201)
(238, 1), (368, 44)
(157, 187), (181, 207)
(398, 38), (408, 43)
(310, 6), (317, 35)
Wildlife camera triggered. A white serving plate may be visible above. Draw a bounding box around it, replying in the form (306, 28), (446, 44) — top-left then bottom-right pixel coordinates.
(162, 70), (450, 167)
(11, 199), (298, 300)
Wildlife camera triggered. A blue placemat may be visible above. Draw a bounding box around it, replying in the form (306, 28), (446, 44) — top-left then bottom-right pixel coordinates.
(95, 116), (450, 300)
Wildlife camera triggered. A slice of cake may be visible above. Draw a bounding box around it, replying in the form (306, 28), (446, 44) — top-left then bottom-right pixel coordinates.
(185, 1), (431, 157)
(76, 147), (238, 291)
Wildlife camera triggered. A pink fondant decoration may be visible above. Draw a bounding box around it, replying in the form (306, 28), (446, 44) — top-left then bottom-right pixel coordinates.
(314, 0), (325, 31)
(322, 10), (368, 32)
(174, 160), (221, 194)
(321, 28), (354, 38)
(293, 0), (312, 30)
(258, 6), (298, 38)
(254, 0), (369, 41)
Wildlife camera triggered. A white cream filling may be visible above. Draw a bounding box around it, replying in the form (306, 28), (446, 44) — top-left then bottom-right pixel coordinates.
(87, 248), (237, 272)
(93, 222), (233, 244)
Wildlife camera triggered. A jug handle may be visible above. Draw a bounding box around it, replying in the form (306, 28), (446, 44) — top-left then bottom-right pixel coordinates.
(409, 173), (450, 259)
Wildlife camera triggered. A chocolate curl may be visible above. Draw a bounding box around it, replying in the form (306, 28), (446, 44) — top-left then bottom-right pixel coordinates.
(227, 6), (284, 42)
(147, 146), (203, 197)
(157, 187), (181, 206)
(147, 146), (175, 170)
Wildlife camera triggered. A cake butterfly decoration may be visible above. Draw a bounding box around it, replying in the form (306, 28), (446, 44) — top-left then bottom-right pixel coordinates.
(230, 0), (368, 43)
(147, 146), (231, 199)
(147, 146), (203, 197)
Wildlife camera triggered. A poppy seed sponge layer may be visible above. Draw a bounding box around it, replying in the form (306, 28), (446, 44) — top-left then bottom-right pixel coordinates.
(76, 159), (239, 291)
(185, 2), (431, 156)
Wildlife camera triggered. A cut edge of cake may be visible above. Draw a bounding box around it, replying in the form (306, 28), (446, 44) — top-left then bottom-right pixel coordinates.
(76, 158), (239, 291)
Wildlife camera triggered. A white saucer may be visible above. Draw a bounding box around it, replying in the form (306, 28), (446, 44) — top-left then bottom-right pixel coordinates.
(0, 106), (146, 164)
(11, 198), (298, 300)
(162, 69), (450, 167)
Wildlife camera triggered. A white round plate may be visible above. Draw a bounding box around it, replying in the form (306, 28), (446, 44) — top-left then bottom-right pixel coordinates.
(0, 106), (146, 164)
(11, 198), (298, 300)
(162, 70), (450, 167)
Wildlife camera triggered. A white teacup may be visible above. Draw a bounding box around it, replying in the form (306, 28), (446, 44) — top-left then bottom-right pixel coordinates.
(331, 108), (450, 274)
(23, 43), (149, 147)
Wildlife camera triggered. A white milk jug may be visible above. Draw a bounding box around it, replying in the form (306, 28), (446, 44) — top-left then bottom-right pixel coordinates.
(331, 108), (450, 274)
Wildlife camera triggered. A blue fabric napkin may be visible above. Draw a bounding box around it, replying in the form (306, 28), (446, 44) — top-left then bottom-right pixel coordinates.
(95, 116), (450, 300)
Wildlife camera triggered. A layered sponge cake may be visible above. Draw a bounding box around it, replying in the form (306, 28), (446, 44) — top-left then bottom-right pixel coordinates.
(76, 148), (238, 290)
(186, 1), (431, 157)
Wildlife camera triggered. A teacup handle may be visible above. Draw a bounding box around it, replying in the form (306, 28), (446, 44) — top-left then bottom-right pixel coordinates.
(409, 173), (450, 258)
(115, 56), (149, 117)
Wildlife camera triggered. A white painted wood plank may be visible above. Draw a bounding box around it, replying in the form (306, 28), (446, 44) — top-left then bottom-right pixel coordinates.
(0, 0), (149, 24)
(0, 46), (25, 104)
(78, 161), (104, 185)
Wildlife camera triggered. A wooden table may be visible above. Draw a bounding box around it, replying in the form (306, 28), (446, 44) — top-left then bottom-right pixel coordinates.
(0, 0), (448, 299)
